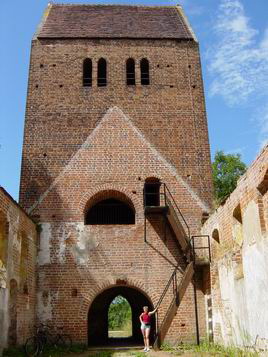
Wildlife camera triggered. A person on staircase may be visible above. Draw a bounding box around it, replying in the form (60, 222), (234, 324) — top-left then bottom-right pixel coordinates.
(139, 305), (157, 352)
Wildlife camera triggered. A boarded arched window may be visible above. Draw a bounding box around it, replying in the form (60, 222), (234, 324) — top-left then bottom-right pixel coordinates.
(126, 58), (135, 85)
(140, 58), (150, 85)
(98, 58), (107, 87)
(85, 198), (135, 225)
(83, 58), (92, 87)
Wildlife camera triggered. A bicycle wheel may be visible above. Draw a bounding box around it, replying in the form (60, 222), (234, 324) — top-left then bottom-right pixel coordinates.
(24, 336), (40, 357)
(57, 334), (72, 351)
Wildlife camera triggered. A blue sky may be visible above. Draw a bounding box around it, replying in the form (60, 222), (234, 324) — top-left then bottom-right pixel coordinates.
(1, 0), (268, 200)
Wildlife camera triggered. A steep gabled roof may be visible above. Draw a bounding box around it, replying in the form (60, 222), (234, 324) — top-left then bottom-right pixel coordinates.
(36, 4), (194, 40)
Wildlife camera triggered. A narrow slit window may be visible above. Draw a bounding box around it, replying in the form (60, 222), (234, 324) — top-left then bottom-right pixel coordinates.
(140, 58), (150, 85)
(126, 58), (135, 85)
(98, 58), (107, 87)
(83, 58), (92, 87)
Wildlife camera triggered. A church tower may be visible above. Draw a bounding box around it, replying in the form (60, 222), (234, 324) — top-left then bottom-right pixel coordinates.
(20, 4), (213, 345)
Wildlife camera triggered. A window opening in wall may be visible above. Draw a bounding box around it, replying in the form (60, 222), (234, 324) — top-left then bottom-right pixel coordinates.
(233, 204), (242, 224)
(0, 216), (8, 289)
(257, 169), (268, 195)
(83, 58), (92, 87)
(108, 295), (132, 338)
(98, 58), (107, 87)
(20, 233), (28, 291)
(144, 178), (160, 206)
(85, 198), (135, 225)
(232, 204), (243, 245)
(8, 279), (18, 345)
(0, 218), (8, 268)
(126, 58), (135, 85)
(212, 229), (220, 243)
(140, 58), (150, 85)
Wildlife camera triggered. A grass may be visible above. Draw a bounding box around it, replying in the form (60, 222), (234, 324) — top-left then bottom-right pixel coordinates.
(161, 341), (260, 356)
(3, 343), (87, 357)
(3, 341), (261, 357)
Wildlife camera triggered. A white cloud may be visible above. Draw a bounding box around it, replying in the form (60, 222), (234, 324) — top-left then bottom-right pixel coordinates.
(257, 105), (268, 149)
(179, 0), (204, 16)
(208, 0), (268, 148)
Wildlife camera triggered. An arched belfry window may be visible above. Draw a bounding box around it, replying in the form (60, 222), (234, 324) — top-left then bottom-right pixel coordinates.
(140, 58), (150, 85)
(98, 58), (107, 87)
(126, 58), (135, 85)
(83, 58), (92, 87)
(85, 198), (135, 225)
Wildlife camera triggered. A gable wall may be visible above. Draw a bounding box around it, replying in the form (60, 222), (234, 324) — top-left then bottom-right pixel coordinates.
(32, 108), (209, 344)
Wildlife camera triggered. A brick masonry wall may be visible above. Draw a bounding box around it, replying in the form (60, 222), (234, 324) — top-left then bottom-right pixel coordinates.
(18, 30), (213, 346)
(19, 38), (213, 211)
(30, 108), (210, 344)
(202, 146), (268, 348)
(0, 188), (38, 350)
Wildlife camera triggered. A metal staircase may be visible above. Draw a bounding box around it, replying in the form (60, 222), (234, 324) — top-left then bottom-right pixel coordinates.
(143, 181), (211, 348)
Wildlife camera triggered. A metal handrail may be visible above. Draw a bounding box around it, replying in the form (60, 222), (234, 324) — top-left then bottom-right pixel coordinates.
(164, 184), (190, 240)
(143, 182), (191, 244)
(191, 235), (211, 263)
(155, 268), (177, 310)
(154, 266), (179, 344)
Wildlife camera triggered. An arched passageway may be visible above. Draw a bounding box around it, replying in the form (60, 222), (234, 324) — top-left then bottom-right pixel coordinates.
(88, 286), (155, 347)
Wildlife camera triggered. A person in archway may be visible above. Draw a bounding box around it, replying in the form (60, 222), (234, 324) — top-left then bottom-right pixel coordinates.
(139, 305), (157, 352)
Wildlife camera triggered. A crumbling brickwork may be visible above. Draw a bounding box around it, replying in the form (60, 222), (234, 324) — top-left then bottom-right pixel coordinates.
(0, 187), (38, 352)
(202, 145), (268, 349)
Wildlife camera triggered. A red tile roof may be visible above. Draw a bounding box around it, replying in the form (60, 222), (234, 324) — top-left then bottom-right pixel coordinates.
(37, 4), (193, 40)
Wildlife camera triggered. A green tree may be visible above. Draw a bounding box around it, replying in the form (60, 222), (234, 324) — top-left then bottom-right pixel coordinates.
(212, 151), (247, 205)
(108, 295), (132, 331)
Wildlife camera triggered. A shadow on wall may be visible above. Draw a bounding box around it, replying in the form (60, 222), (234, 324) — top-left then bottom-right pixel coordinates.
(145, 216), (186, 273)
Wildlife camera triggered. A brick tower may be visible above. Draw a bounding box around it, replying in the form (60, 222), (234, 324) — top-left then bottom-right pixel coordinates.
(20, 4), (213, 345)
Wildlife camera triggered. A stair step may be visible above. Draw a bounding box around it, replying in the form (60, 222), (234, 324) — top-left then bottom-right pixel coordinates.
(166, 205), (189, 252)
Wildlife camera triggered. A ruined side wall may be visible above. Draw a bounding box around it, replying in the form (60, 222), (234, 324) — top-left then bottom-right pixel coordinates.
(0, 188), (38, 352)
(202, 145), (268, 349)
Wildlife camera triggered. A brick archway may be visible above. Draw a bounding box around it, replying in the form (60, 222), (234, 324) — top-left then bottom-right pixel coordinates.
(78, 184), (142, 222)
(87, 285), (156, 346)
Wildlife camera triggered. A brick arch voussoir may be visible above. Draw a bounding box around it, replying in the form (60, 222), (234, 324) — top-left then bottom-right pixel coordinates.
(78, 277), (156, 320)
(78, 183), (142, 219)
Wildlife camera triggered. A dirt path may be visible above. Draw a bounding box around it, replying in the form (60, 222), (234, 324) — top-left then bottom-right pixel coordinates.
(67, 349), (224, 357)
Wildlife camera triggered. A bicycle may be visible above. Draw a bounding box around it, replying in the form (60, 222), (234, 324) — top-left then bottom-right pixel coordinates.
(24, 323), (72, 356)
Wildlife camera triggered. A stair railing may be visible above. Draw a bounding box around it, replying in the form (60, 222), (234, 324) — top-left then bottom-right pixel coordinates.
(143, 182), (191, 249)
(154, 267), (179, 345)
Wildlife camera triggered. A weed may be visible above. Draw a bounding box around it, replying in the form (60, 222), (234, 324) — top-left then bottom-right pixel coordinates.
(161, 341), (259, 356)
(88, 351), (114, 357)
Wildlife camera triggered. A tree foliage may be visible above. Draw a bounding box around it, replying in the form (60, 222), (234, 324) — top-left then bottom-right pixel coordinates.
(212, 151), (247, 204)
(108, 295), (132, 331)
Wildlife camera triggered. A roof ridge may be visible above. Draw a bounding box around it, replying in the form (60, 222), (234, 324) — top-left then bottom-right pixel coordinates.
(49, 3), (178, 8)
